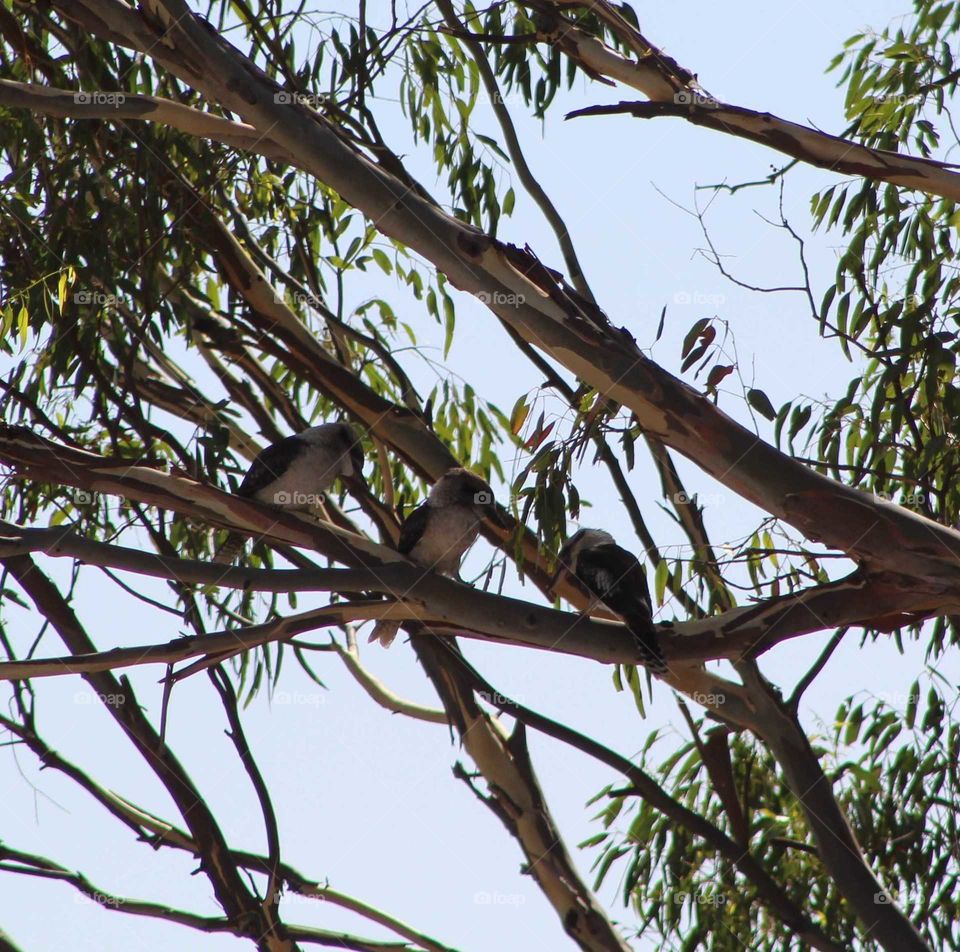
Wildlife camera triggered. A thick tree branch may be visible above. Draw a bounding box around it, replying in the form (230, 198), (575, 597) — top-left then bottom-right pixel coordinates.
(0, 555), (292, 951)
(0, 521), (940, 675)
(522, 0), (960, 203)
(738, 661), (928, 951)
(42, 0), (960, 594)
(0, 844), (405, 950)
(412, 634), (633, 952)
(0, 78), (295, 161)
(432, 643), (844, 952)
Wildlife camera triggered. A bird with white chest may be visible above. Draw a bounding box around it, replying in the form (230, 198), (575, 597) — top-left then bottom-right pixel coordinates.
(554, 527), (668, 675)
(370, 467), (510, 646)
(215, 422), (363, 562)
(234, 422), (364, 506)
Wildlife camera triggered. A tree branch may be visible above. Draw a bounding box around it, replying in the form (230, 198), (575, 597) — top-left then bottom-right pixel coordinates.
(738, 660), (928, 951)
(0, 522), (940, 676)
(0, 843), (404, 950)
(40, 0), (960, 593)
(0, 555), (285, 950)
(412, 634), (633, 952)
(425, 641), (845, 952)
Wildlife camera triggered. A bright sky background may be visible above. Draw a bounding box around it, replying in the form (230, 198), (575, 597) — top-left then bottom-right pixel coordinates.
(3, 3), (956, 951)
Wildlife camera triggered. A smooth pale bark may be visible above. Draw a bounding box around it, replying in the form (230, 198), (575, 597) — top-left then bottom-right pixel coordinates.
(532, 0), (960, 201)
(10, 5), (938, 948)
(49, 0), (960, 592)
(740, 664), (929, 952)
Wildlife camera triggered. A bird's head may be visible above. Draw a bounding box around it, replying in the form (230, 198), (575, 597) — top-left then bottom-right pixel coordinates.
(552, 527), (615, 587)
(302, 422), (364, 477)
(430, 468), (511, 527)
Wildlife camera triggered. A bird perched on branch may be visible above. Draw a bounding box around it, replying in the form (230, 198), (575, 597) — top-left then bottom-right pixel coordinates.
(554, 528), (667, 675)
(370, 467), (510, 647)
(214, 422), (364, 563)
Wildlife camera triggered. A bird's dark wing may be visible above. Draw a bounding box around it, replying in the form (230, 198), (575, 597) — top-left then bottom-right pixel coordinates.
(576, 543), (652, 616)
(237, 435), (301, 497)
(578, 544), (666, 674)
(397, 502), (431, 555)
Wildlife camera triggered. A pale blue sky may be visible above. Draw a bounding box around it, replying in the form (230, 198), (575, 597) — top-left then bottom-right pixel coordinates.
(2, 3), (953, 951)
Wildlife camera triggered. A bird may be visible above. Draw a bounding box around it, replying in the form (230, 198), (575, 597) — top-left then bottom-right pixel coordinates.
(553, 528), (667, 675)
(370, 467), (510, 647)
(214, 422), (364, 563)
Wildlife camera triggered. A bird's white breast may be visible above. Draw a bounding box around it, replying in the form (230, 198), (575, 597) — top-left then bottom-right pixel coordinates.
(409, 505), (481, 575)
(253, 443), (342, 507)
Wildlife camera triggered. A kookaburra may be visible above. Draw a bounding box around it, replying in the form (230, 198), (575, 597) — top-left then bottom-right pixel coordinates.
(370, 467), (509, 646)
(554, 528), (667, 675)
(215, 422), (363, 563)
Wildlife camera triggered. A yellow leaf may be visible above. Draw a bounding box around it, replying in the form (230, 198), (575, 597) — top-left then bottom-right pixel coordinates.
(17, 305), (29, 348)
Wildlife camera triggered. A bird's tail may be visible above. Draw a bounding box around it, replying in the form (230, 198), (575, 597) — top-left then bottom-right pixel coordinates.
(369, 620), (401, 648)
(213, 531), (245, 565)
(624, 612), (668, 676)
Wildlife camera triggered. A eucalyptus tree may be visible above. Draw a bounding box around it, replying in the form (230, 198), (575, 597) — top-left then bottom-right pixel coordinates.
(1, 2), (958, 951)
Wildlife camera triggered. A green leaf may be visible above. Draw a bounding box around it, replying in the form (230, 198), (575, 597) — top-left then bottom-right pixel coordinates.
(844, 704), (864, 745)
(442, 296), (455, 358)
(509, 397), (530, 435)
(655, 306), (666, 342)
(905, 682), (919, 729)
(681, 318), (710, 358)
(371, 248), (392, 274)
(17, 305), (28, 348)
(747, 388), (777, 421)
(57, 272), (69, 314)
(654, 559), (668, 606)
